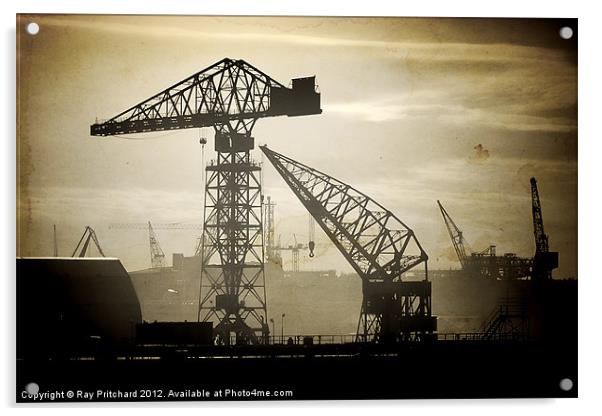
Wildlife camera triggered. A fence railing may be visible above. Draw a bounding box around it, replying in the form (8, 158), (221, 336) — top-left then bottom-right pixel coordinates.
(226, 334), (358, 346)
(220, 332), (528, 346)
(436, 332), (526, 342)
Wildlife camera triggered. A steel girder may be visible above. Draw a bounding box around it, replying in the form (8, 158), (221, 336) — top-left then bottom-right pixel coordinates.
(91, 58), (287, 137)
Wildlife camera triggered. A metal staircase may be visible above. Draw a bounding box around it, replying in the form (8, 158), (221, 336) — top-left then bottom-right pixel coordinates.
(480, 298), (528, 341)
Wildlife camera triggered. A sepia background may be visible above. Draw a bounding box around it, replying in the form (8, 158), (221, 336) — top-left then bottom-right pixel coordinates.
(17, 15), (577, 285)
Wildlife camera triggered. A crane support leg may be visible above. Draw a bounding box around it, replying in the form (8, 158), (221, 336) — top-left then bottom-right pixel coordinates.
(358, 280), (436, 343)
(198, 134), (268, 345)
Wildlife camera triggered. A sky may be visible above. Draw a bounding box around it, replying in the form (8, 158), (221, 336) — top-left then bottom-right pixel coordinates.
(17, 15), (577, 277)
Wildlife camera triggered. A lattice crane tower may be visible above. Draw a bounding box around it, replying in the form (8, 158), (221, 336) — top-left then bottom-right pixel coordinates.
(91, 58), (321, 345)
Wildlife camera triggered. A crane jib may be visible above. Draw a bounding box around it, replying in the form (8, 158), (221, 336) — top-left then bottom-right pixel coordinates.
(90, 58), (321, 137)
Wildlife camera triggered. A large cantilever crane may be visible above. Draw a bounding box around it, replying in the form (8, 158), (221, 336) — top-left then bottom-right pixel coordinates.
(530, 177), (558, 280)
(91, 58), (321, 345)
(261, 146), (436, 343)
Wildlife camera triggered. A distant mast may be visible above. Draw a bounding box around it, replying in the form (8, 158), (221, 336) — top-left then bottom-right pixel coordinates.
(53, 224), (58, 257)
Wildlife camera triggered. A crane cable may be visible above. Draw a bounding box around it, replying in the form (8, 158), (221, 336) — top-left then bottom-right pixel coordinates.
(198, 129), (208, 255)
(308, 213), (316, 258)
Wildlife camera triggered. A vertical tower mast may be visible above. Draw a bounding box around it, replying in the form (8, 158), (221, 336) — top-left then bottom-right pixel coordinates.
(264, 196), (277, 262)
(53, 224), (58, 257)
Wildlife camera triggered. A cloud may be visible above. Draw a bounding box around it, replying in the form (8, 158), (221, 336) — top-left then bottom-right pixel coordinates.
(18, 15), (577, 278)
(35, 15), (577, 135)
(23, 186), (204, 225)
(322, 53), (576, 133)
(38, 16), (573, 65)
(323, 96), (576, 133)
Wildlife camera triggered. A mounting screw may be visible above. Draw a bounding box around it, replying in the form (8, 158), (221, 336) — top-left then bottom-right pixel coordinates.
(559, 27), (573, 40)
(559, 378), (573, 391)
(26, 22), (40, 35)
(25, 382), (39, 395)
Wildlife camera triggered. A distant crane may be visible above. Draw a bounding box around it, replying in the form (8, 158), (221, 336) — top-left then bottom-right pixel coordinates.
(437, 200), (469, 269)
(53, 224), (58, 257)
(72, 226), (105, 258)
(263, 196), (279, 264)
(261, 145), (435, 343)
(147, 222), (166, 269)
(277, 234), (307, 272)
(479, 178), (559, 340)
(437, 200), (531, 280)
(530, 177), (558, 280)
(108, 221), (202, 269)
(263, 197), (324, 272)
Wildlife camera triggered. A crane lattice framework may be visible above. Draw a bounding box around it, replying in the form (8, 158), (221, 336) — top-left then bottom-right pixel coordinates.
(437, 200), (532, 280)
(263, 196), (279, 263)
(260, 146), (436, 343)
(530, 177), (558, 281)
(91, 58), (321, 345)
(437, 200), (469, 269)
(147, 222), (166, 269)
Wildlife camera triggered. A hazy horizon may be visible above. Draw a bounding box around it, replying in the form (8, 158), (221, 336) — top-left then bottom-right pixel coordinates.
(17, 15), (577, 278)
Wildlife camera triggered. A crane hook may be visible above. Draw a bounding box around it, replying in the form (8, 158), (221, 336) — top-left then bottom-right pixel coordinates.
(308, 240), (315, 258)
